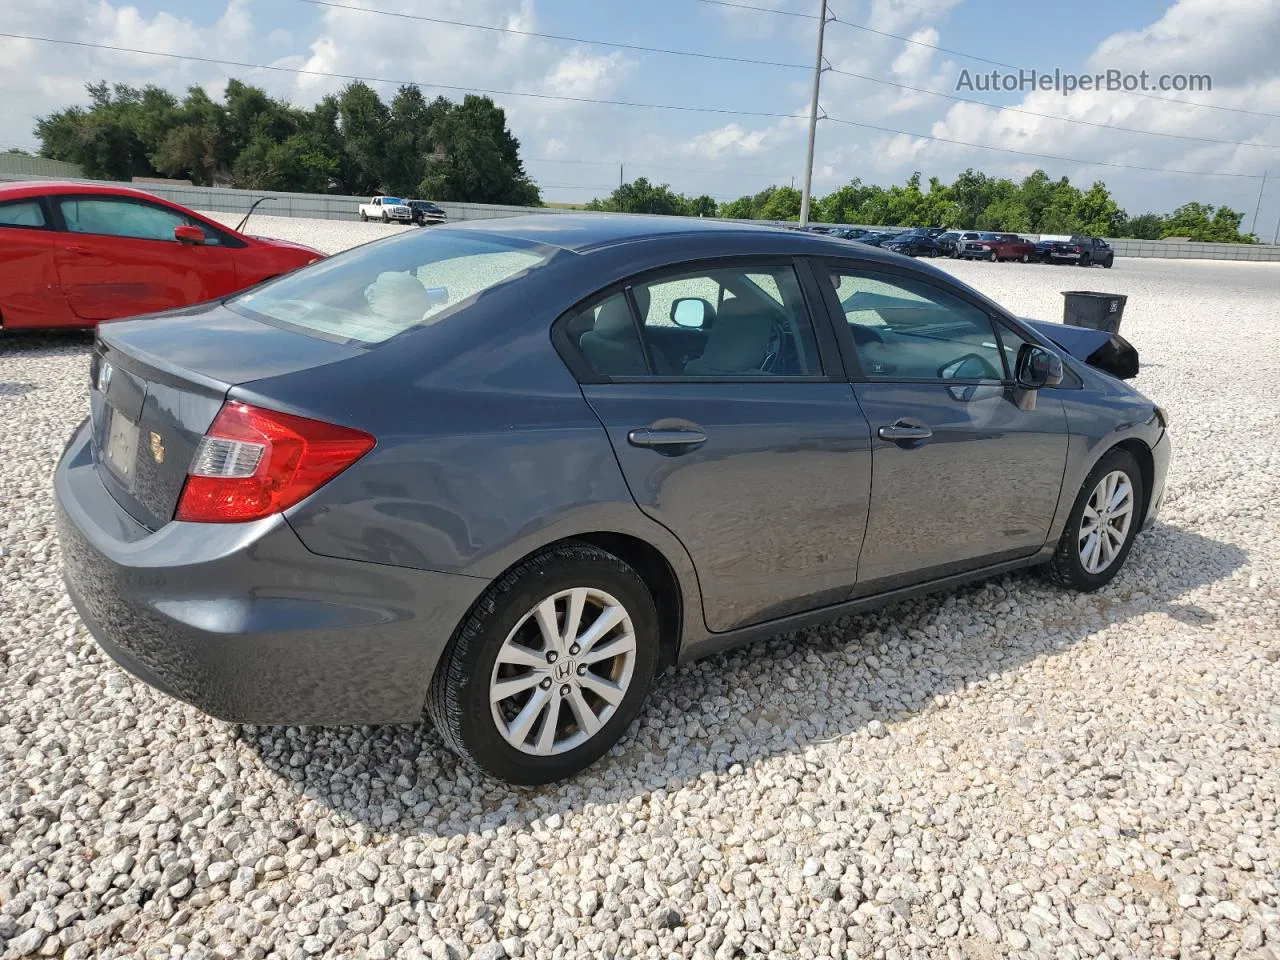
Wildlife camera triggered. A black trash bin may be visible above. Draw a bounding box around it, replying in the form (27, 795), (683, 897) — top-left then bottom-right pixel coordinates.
(1062, 291), (1127, 333)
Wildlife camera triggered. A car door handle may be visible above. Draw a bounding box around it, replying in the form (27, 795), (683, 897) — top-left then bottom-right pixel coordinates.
(627, 427), (707, 452)
(877, 419), (933, 443)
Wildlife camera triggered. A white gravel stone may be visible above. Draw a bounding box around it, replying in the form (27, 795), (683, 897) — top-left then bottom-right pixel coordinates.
(1, 227), (1278, 960)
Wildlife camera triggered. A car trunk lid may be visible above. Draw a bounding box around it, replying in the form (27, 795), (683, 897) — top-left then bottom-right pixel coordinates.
(90, 304), (364, 530)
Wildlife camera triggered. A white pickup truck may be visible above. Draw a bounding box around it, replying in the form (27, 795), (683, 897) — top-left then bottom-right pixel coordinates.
(359, 196), (413, 224)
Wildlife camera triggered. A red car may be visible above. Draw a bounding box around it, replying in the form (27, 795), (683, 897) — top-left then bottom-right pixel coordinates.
(960, 232), (1038, 262)
(0, 182), (323, 330)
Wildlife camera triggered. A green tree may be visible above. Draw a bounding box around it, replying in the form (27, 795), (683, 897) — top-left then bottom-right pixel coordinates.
(682, 194), (718, 217)
(1073, 181), (1125, 236)
(1117, 212), (1164, 239)
(758, 185), (802, 221)
(417, 95), (539, 205)
(585, 177), (685, 215)
(337, 82), (390, 195)
(718, 195), (756, 219)
(1162, 202), (1254, 242)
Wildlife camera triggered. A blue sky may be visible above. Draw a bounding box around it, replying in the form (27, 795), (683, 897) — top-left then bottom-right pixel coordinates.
(2, 0), (1279, 233)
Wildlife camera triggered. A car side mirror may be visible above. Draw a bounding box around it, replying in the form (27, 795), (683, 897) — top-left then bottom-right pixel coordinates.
(671, 297), (712, 329)
(174, 225), (205, 245)
(1016, 343), (1064, 390)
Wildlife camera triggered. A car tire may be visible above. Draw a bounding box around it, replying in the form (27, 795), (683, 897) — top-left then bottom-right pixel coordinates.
(1104, 255), (1114, 268)
(1079, 254), (1091, 267)
(1020, 253), (1030, 263)
(427, 542), (660, 785)
(360, 212), (368, 222)
(1040, 448), (1146, 592)
(381, 211), (389, 224)
(988, 250), (998, 262)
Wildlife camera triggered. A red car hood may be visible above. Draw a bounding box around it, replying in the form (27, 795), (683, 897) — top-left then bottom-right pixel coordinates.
(250, 235), (325, 257)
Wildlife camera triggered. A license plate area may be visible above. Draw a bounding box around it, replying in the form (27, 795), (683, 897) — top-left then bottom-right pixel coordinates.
(104, 407), (140, 484)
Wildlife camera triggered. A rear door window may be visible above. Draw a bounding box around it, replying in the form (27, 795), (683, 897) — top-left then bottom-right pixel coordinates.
(564, 263), (823, 380)
(0, 199), (46, 229)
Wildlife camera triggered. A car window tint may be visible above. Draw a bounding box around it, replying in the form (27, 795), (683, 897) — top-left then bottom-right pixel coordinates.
(572, 293), (650, 378)
(0, 199), (46, 228)
(745, 272), (784, 305)
(59, 198), (188, 241)
(569, 264), (822, 380)
(829, 269), (1004, 381)
(635, 264), (821, 377)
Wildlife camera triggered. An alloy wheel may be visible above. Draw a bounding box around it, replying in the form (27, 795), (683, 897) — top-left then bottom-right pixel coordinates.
(489, 587), (637, 756)
(1078, 470), (1134, 574)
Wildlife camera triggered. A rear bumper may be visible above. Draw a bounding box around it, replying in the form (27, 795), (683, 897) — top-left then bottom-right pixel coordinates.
(54, 419), (489, 724)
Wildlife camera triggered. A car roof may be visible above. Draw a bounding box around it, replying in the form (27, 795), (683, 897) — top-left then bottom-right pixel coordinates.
(438, 212), (901, 256)
(0, 179), (184, 203)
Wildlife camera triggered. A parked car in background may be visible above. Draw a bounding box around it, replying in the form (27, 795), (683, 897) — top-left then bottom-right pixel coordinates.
(1042, 235), (1115, 267)
(829, 227), (868, 240)
(55, 215), (1170, 784)
(884, 230), (943, 257)
(407, 200), (447, 226)
(855, 231), (895, 247)
(359, 196), (414, 224)
(961, 232), (1038, 263)
(0, 181), (322, 331)
(941, 231), (981, 257)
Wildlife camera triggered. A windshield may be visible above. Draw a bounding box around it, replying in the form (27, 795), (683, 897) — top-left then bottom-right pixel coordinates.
(383, 197), (404, 205)
(228, 230), (551, 345)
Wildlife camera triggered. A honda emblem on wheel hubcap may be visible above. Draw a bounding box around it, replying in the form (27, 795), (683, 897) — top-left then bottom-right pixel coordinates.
(553, 659), (575, 682)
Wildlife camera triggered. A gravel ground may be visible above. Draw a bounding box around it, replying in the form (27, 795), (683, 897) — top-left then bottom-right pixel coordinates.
(2, 220), (1279, 960)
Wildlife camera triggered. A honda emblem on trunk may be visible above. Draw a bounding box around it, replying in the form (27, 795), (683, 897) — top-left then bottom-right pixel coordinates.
(150, 432), (165, 465)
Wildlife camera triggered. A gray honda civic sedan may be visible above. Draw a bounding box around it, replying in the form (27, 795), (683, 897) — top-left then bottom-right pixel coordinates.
(55, 215), (1170, 784)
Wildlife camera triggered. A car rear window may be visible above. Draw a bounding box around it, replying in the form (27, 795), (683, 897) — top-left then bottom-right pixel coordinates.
(228, 231), (551, 345)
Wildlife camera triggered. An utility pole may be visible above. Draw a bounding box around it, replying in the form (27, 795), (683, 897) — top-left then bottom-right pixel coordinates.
(1250, 169), (1267, 235)
(798, 0), (829, 228)
(619, 163), (624, 190)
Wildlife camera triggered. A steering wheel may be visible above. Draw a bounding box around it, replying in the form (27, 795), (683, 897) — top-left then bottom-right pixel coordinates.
(760, 317), (791, 374)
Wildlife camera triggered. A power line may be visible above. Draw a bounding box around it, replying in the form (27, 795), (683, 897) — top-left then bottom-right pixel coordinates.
(824, 114), (1266, 178)
(0, 32), (799, 122)
(297, 0), (808, 70)
(1, 31), (1265, 182)
(525, 157), (792, 180)
(826, 15), (1280, 121)
(690, 0), (820, 19)
(828, 17), (1017, 70)
(826, 67), (1280, 150)
(296, 0), (1279, 151)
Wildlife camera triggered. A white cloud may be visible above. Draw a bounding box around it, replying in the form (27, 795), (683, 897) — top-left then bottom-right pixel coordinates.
(540, 49), (627, 100)
(890, 27), (938, 80)
(680, 122), (774, 158)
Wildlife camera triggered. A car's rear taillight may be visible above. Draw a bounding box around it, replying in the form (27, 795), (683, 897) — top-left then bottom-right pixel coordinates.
(176, 402), (374, 523)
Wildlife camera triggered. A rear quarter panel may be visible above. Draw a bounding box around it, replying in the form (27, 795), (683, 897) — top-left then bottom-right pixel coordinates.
(234, 253), (709, 631)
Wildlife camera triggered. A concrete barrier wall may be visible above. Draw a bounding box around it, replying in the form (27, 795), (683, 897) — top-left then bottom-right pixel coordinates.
(3, 173), (1279, 261)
